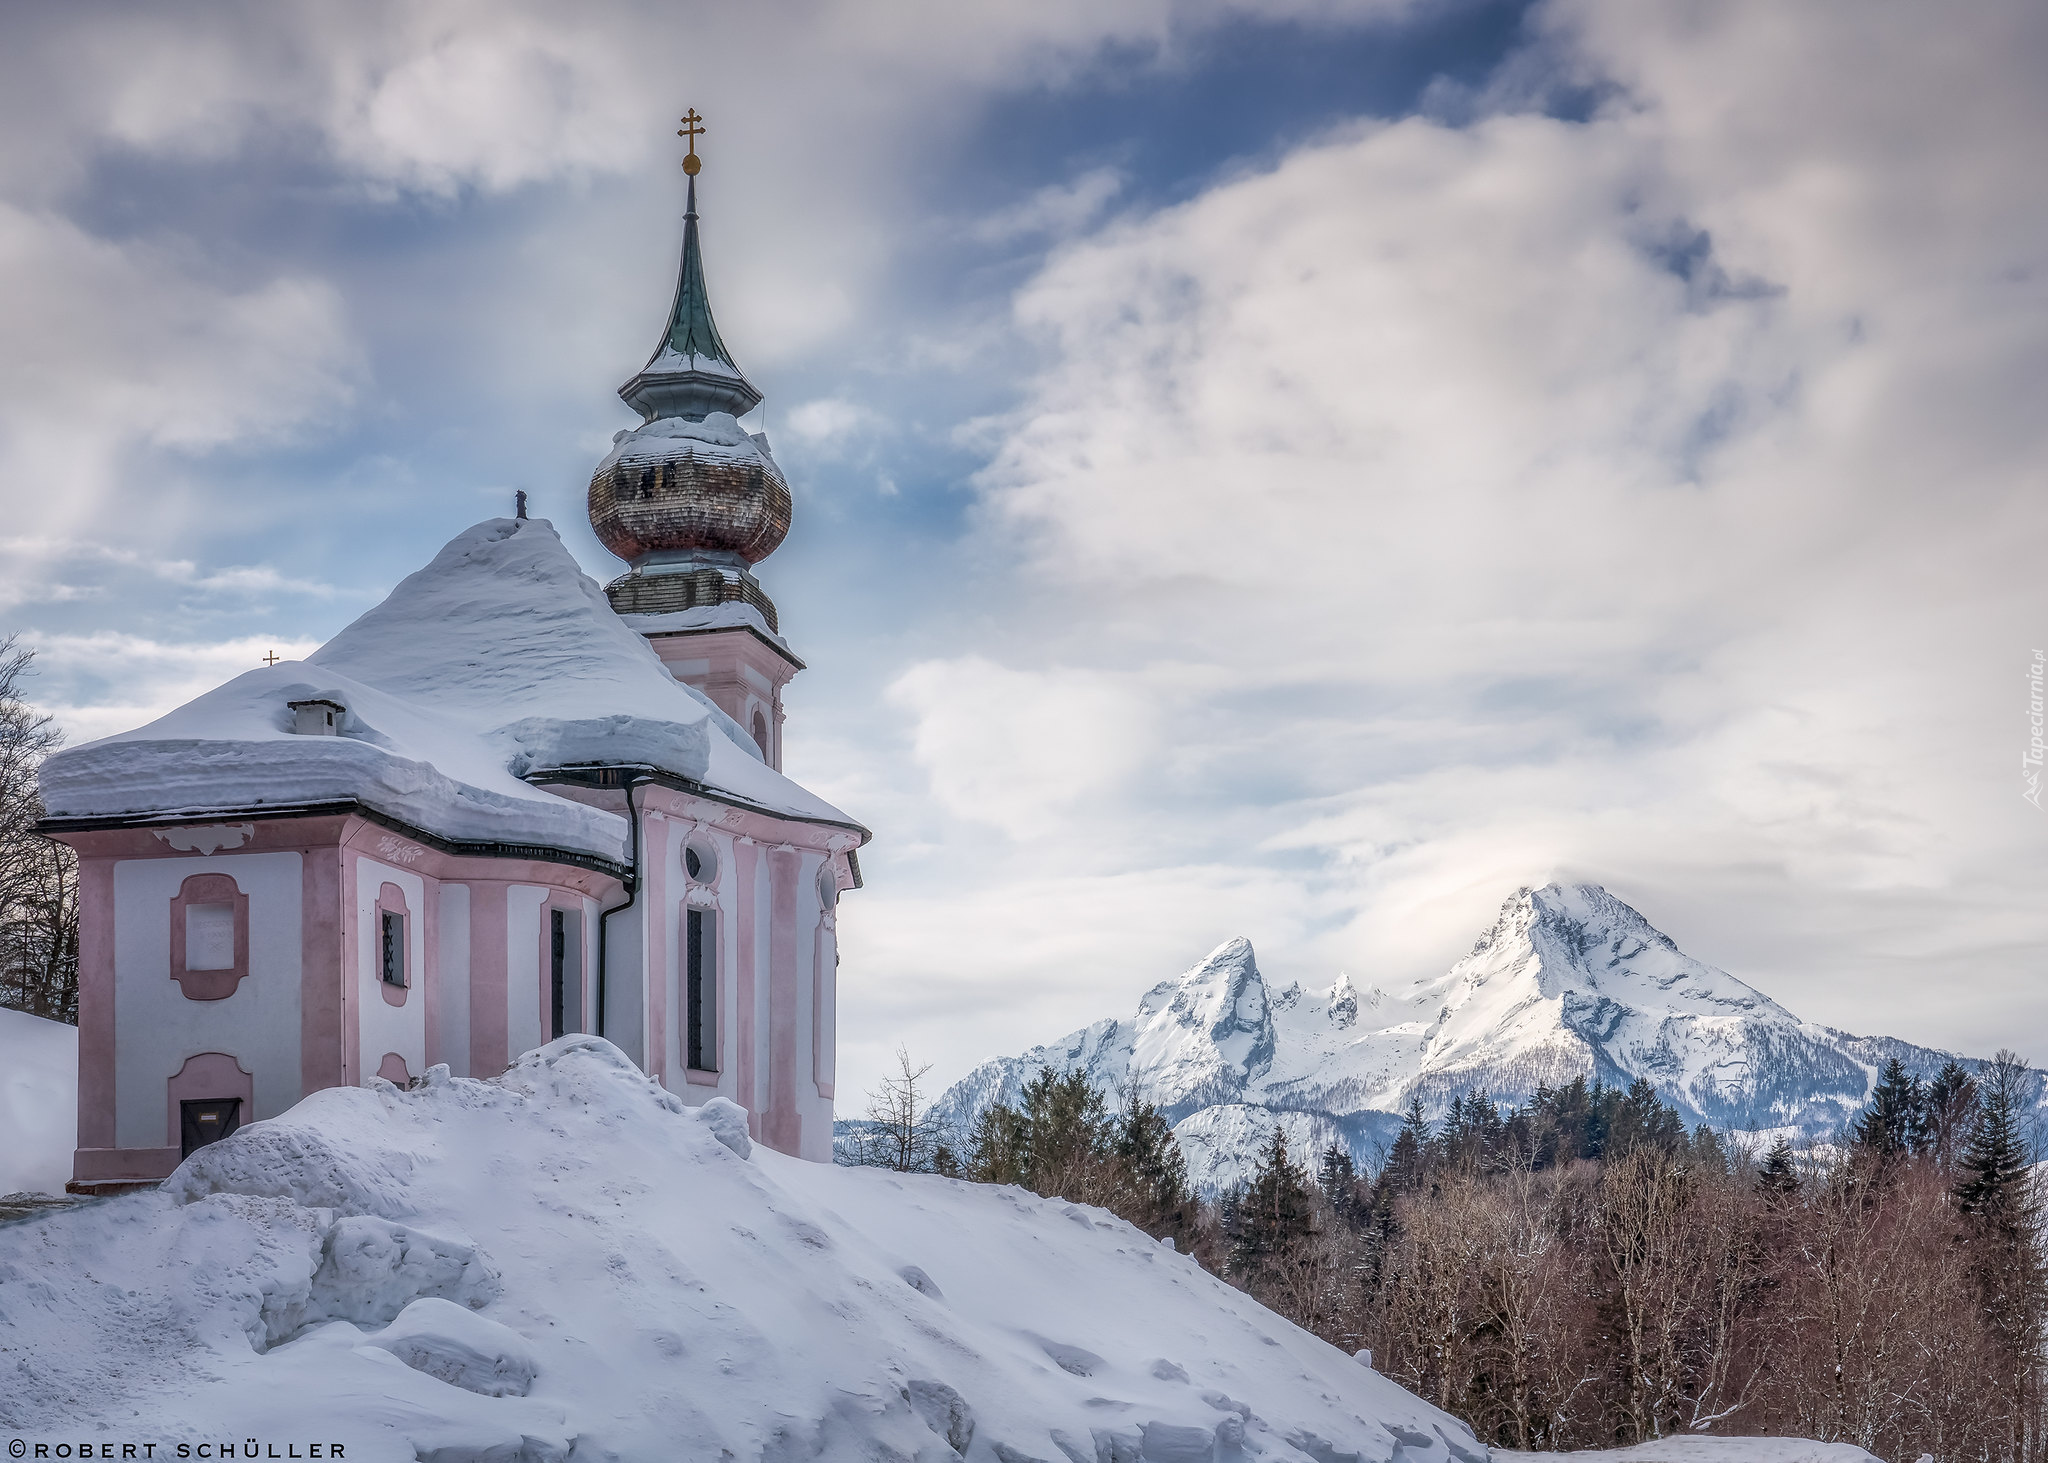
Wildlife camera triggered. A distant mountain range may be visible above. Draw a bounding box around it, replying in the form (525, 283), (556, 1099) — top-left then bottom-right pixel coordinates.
(929, 883), (2013, 1193)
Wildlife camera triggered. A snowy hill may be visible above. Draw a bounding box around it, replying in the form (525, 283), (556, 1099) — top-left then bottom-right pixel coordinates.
(0, 1036), (1494, 1461)
(0, 1006), (76, 1196)
(932, 883), (1996, 1193)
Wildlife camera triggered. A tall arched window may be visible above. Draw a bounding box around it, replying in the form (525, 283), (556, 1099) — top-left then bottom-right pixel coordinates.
(751, 709), (770, 759)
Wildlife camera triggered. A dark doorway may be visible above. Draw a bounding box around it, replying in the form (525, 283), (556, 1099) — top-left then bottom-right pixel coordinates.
(180, 1098), (242, 1158)
(550, 909), (566, 1040)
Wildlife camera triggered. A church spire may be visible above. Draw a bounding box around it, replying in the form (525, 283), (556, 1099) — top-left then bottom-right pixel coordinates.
(618, 110), (763, 423)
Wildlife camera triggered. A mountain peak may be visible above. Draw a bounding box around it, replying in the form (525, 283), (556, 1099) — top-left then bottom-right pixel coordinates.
(930, 882), (1980, 1194)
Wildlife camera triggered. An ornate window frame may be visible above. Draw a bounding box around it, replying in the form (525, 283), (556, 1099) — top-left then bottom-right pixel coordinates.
(169, 872), (249, 1002)
(375, 882), (410, 1007)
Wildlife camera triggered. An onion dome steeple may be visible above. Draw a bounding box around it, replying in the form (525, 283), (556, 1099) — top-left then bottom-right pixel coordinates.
(590, 111), (792, 633)
(617, 166), (762, 423)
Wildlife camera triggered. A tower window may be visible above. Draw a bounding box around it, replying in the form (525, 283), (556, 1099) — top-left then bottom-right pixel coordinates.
(686, 906), (719, 1072)
(380, 910), (407, 988)
(751, 710), (769, 758)
(550, 907), (583, 1040)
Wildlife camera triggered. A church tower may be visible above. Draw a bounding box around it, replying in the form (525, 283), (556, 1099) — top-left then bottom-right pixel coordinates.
(588, 112), (800, 769)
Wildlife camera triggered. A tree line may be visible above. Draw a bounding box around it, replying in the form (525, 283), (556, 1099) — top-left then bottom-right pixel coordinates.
(0, 635), (77, 1023)
(856, 1052), (2047, 1461)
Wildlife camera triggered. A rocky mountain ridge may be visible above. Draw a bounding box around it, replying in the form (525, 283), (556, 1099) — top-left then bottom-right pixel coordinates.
(930, 883), (1989, 1193)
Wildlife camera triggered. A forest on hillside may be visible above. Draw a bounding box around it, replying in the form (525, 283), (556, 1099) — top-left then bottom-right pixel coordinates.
(853, 1050), (2047, 1462)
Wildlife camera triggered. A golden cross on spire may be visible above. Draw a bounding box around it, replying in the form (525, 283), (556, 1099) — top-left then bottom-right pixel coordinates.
(677, 109), (704, 176)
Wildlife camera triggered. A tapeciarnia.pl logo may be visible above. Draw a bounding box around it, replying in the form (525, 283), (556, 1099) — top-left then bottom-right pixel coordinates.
(2026, 649), (2045, 810)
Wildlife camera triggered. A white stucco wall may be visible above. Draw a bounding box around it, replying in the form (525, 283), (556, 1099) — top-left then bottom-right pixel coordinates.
(355, 858), (427, 1082)
(112, 851), (303, 1150)
(436, 882), (471, 1075)
(506, 884), (548, 1060)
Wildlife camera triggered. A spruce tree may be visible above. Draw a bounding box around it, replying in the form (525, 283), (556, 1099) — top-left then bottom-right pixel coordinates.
(1317, 1141), (1358, 1228)
(1919, 1059), (1978, 1168)
(1851, 1056), (1924, 1160)
(1956, 1052), (2035, 1230)
(1111, 1089), (1195, 1242)
(1019, 1068), (1108, 1196)
(1953, 1051), (2045, 1442)
(1756, 1136), (1799, 1201)
(1229, 1127), (1317, 1287)
(1383, 1098), (1429, 1192)
(966, 1102), (1029, 1185)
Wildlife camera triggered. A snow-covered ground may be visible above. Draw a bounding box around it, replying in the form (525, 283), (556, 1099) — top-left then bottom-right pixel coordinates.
(1498, 1443), (1878, 1463)
(0, 1035), (1496, 1461)
(0, 1006), (76, 1196)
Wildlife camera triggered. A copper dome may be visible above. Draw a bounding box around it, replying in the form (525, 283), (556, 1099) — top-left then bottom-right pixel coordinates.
(588, 418), (791, 564)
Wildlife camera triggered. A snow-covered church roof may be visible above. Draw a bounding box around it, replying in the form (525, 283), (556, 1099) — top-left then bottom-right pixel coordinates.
(38, 518), (863, 866)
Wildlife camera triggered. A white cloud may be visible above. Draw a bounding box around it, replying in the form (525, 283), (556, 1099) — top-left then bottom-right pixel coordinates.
(969, 167), (1125, 245)
(782, 398), (881, 455)
(864, 0), (2048, 1083)
(0, 204), (362, 541)
(887, 657), (1160, 840)
(23, 631), (324, 745)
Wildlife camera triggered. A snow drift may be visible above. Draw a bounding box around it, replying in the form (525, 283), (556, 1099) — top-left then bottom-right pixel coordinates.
(0, 1006), (76, 1196)
(0, 1035), (1492, 1462)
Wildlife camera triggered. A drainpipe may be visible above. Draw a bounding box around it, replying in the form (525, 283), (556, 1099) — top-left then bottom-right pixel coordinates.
(595, 775), (649, 1041)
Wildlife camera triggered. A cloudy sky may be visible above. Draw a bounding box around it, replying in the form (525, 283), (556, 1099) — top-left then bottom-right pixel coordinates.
(3, 0), (2043, 1102)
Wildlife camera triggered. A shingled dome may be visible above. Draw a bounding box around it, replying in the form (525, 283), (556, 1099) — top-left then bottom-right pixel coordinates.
(593, 170), (792, 628)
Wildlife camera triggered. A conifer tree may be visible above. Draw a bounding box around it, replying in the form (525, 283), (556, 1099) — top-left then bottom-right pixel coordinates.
(1851, 1056), (1924, 1160)
(1229, 1127), (1317, 1287)
(1953, 1051), (2046, 1448)
(1384, 1097), (1429, 1192)
(1919, 1059), (1978, 1169)
(1756, 1136), (1800, 1201)
(966, 1102), (1029, 1185)
(1957, 1052), (2033, 1224)
(1317, 1141), (1359, 1228)
(1111, 1087), (1195, 1242)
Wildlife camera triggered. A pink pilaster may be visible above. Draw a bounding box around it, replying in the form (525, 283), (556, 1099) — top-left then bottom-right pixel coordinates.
(74, 857), (116, 1156)
(734, 839), (759, 1136)
(301, 844), (344, 1091)
(643, 813), (670, 1080)
(764, 846), (801, 1155)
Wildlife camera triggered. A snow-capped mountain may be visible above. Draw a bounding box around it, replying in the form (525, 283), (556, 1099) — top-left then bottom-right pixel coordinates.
(931, 883), (1992, 1193)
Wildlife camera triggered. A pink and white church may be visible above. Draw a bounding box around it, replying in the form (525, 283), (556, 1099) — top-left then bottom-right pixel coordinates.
(38, 149), (867, 1191)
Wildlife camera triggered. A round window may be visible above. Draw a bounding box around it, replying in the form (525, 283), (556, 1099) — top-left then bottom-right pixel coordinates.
(684, 842), (719, 883)
(817, 864), (838, 910)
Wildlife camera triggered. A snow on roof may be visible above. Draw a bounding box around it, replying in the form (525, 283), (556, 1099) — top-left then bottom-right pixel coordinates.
(0, 1035), (1509, 1460)
(39, 518), (860, 862)
(594, 409), (771, 479)
(617, 598), (791, 650)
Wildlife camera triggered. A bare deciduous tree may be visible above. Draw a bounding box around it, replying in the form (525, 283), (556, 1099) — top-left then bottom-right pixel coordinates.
(0, 635), (76, 1023)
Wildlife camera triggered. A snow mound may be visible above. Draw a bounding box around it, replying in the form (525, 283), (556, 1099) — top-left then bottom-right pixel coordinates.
(39, 518), (859, 861)
(361, 1296), (538, 1397)
(1, 1036), (1490, 1461)
(0, 1006), (77, 1196)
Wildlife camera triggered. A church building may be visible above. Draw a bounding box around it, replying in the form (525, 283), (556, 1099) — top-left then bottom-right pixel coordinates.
(37, 120), (866, 1191)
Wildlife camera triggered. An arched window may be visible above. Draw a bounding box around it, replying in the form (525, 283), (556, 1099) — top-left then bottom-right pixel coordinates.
(751, 709), (770, 759)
